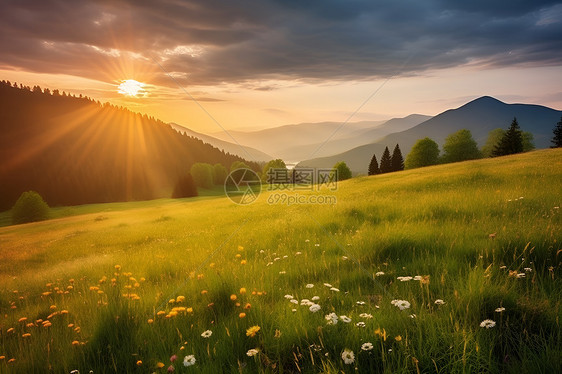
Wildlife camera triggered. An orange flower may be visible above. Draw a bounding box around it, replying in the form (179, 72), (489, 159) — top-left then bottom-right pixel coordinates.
(240, 287), (247, 294)
(239, 312), (246, 318)
(230, 294), (237, 301)
(136, 360), (142, 366)
(71, 340), (80, 346)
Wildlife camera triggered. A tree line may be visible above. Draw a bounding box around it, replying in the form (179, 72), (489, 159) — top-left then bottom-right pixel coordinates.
(0, 80), (260, 210)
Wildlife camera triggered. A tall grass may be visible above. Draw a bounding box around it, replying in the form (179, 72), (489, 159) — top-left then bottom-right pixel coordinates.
(0, 149), (560, 373)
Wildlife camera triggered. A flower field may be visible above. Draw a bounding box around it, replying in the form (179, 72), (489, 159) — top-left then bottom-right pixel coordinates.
(0, 149), (561, 373)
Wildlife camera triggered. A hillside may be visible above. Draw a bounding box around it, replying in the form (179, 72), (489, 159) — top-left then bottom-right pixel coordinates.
(0, 149), (560, 373)
(0, 81), (259, 210)
(299, 96), (562, 173)
(169, 123), (273, 162)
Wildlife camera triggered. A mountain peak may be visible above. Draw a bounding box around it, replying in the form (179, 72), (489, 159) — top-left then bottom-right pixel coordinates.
(468, 96), (505, 105)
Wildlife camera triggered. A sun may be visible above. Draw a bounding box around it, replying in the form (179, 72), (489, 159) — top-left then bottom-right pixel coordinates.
(117, 79), (146, 97)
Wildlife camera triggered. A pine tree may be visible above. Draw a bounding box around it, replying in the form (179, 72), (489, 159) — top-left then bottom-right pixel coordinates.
(390, 144), (404, 171)
(492, 117), (523, 156)
(368, 154), (380, 175)
(552, 116), (562, 148)
(379, 146), (392, 174)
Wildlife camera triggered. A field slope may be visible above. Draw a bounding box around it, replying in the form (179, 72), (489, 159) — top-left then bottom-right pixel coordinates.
(0, 149), (561, 373)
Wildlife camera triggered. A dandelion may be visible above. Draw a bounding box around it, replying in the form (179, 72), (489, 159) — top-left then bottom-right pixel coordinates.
(309, 304), (321, 313)
(183, 355), (196, 367)
(306, 283), (314, 288)
(201, 330), (212, 338)
(359, 313), (373, 319)
(325, 312), (338, 325)
(246, 348), (260, 357)
(434, 299), (445, 305)
(356, 322), (366, 328)
(246, 325), (261, 337)
(341, 349), (355, 364)
(495, 307), (506, 313)
(340, 315), (352, 323)
(361, 342), (373, 351)
(480, 319), (496, 328)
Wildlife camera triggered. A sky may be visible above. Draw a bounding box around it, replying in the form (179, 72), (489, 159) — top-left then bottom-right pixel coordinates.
(1, 0), (561, 133)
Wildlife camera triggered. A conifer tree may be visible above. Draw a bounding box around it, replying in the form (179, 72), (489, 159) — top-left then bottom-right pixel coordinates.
(368, 153), (380, 175)
(379, 146), (392, 174)
(390, 144), (404, 171)
(492, 117), (523, 156)
(552, 116), (562, 148)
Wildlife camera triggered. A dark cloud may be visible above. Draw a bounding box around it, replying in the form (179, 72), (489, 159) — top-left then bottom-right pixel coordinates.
(0, 0), (560, 87)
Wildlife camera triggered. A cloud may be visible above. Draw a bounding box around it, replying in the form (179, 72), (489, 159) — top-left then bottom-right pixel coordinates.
(1, 0), (560, 87)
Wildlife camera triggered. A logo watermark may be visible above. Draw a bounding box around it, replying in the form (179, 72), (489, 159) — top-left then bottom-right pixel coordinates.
(224, 167), (338, 205)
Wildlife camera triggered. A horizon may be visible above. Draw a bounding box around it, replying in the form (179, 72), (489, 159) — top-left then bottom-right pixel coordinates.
(1, 1), (561, 133)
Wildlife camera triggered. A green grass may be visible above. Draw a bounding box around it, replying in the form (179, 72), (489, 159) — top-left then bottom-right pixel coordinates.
(0, 149), (561, 373)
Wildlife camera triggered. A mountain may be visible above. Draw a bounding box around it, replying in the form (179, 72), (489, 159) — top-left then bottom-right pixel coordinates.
(0, 81), (259, 210)
(169, 123), (273, 162)
(298, 96), (562, 174)
(210, 116), (429, 162)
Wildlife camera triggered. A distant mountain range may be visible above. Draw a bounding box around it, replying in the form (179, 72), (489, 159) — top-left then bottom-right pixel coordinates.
(210, 116), (430, 162)
(298, 96), (562, 174)
(169, 123), (273, 162)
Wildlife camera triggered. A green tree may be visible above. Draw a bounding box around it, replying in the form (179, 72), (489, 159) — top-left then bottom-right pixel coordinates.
(482, 128), (505, 157)
(368, 154), (380, 175)
(405, 137), (440, 169)
(522, 131), (535, 152)
(379, 147), (392, 173)
(332, 161), (352, 181)
(262, 159), (288, 183)
(12, 191), (50, 224)
(441, 129), (481, 163)
(172, 173), (198, 198)
(230, 160), (250, 173)
(212, 163), (228, 185)
(551, 116), (562, 148)
(390, 144), (404, 171)
(492, 117), (523, 156)
(190, 163), (214, 188)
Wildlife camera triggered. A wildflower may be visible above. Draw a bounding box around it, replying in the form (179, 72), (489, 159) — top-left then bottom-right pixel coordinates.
(279, 271), (286, 274)
(148, 319), (154, 324)
(434, 299), (445, 305)
(300, 299), (312, 306)
(115, 265), (121, 271)
(323, 283), (333, 288)
(239, 313), (246, 318)
(356, 301), (365, 305)
(22, 333), (31, 338)
(356, 322), (366, 328)
(156, 362), (165, 368)
(391, 300), (411, 310)
(375, 271), (385, 276)
(183, 355), (196, 367)
(18, 317), (27, 323)
(230, 294), (237, 301)
(284, 294), (294, 299)
(292, 309), (297, 312)
(244, 303), (251, 309)
(240, 260), (247, 265)
(325, 312), (338, 325)
(397, 276), (413, 282)
(238, 245), (244, 251)
(480, 319), (496, 328)
(329, 287), (340, 292)
(340, 315), (352, 323)
(246, 325), (261, 337)
(167, 365), (175, 372)
(342, 256), (348, 260)
(306, 283), (314, 288)
(0, 356), (4, 360)
(71, 340), (80, 346)
(290, 299), (298, 304)
(516, 273), (526, 278)
(170, 355), (177, 362)
(410, 314), (417, 318)
(495, 307), (505, 313)
(295, 251), (302, 255)
(201, 330), (212, 338)
(309, 304), (321, 313)
(176, 296), (185, 303)
(395, 335), (402, 342)
(359, 313), (373, 319)
(136, 360), (142, 366)
(312, 296), (320, 301)
(240, 287), (247, 294)
(524, 267), (532, 273)
(341, 349), (355, 364)
(361, 342), (373, 351)
(246, 348), (259, 357)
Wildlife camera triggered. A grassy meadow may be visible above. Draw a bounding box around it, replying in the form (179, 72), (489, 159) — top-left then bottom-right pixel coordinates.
(0, 149), (561, 373)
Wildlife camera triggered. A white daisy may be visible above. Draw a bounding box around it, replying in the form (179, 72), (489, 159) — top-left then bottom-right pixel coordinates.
(361, 342), (373, 351)
(246, 348), (259, 357)
(480, 319), (496, 328)
(183, 355), (196, 367)
(341, 349), (355, 364)
(340, 315), (352, 323)
(201, 330), (212, 338)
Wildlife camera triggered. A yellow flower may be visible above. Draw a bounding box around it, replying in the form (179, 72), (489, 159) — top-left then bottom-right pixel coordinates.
(235, 254), (242, 259)
(244, 303), (251, 310)
(246, 325), (261, 338)
(240, 260), (247, 265)
(114, 265), (121, 271)
(147, 319), (154, 324)
(239, 312), (246, 319)
(176, 296), (186, 303)
(187, 307), (193, 313)
(71, 340), (80, 346)
(156, 362), (165, 368)
(240, 287), (247, 294)
(136, 360), (142, 366)
(238, 245), (244, 251)
(395, 335), (402, 342)
(230, 294), (237, 301)
(22, 333), (31, 338)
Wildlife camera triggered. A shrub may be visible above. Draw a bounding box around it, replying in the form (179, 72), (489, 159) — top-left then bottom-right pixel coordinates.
(12, 191), (50, 224)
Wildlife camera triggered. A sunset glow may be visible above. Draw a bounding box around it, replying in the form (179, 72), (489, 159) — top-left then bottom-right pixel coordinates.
(117, 79), (146, 97)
